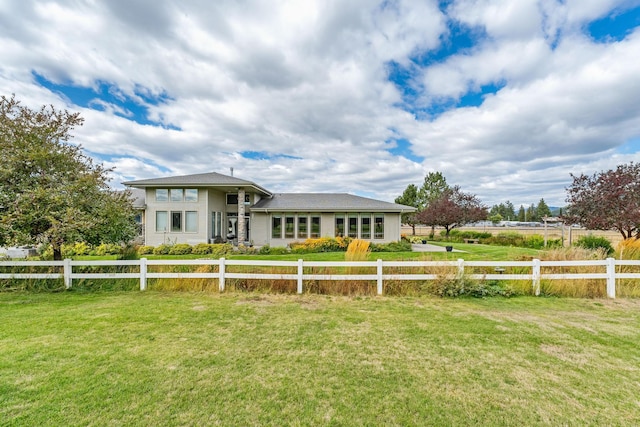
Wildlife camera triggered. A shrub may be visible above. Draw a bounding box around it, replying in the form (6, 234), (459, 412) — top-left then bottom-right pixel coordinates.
(95, 243), (122, 256)
(138, 245), (155, 255)
(575, 235), (614, 255)
(370, 240), (412, 252)
(169, 244), (192, 255)
(210, 244), (233, 257)
(290, 237), (351, 253)
(192, 243), (213, 255)
(153, 244), (172, 255)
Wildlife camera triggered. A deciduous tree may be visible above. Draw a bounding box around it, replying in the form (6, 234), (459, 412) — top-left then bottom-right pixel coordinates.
(416, 186), (487, 236)
(395, 184), (420, 235)
(565, 163), (640, 239)
(0, 95), (137, 259)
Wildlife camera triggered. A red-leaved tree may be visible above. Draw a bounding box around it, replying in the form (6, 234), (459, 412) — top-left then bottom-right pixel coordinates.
(565, 163), (640, 239)
(416, 186), (487, 236)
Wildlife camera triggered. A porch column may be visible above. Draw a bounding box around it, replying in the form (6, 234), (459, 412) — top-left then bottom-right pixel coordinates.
(237, 187), (246, 244)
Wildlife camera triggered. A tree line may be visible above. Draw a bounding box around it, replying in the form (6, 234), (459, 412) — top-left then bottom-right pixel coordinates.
(396, 163), (640, 241)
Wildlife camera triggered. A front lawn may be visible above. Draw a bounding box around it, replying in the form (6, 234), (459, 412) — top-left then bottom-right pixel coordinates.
(2, 293), (639, 425)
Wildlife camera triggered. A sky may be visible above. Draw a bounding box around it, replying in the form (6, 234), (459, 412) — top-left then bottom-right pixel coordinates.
(2, 0), (640, 208)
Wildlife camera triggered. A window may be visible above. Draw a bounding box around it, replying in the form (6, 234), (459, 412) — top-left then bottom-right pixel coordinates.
(335, 214), (345, 237)
(185, 189), (198, 202)
(156, 211), (168, 232)
(170, 189), (183, 202)
(311, 216), (321, 238)
(374, 215), (384, 239)
(348, 214), (358, 238)
(171, 211), (182, 232)
(156, 189), (168, 202)
(298, 216), (308, 239)
(361, 214), (371, 239)
(185, 211), (198, 232)
(272, 215), (282, 239)
(227, 193), (250, 205)
(212, 212), (223, 238)
(285, 216), (295, 239)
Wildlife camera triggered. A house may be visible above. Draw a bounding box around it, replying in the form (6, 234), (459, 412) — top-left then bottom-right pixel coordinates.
(123, 172), (416, 247)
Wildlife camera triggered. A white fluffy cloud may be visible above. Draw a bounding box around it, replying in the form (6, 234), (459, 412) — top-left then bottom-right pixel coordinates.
(1, 0), (639, 207)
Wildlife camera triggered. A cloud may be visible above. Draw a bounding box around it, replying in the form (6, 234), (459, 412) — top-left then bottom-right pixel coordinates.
(1, 0), (639, 209)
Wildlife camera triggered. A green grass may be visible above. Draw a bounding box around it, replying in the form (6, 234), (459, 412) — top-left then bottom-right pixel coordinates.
(2, 293), (640, 426)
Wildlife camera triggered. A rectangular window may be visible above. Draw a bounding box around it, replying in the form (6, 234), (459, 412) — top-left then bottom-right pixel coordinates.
(171, 211), (182, 232)
(298, 216), (308, 239)
(156, 189), (168, 202)
(212, 212), (223, 238)
(170, 189), (183, 202)
(335, 214), (345, 237)
(244, 194), (251, 205)
(310, 216), (321, 238)
(361, 214), (371, 239)
(185, 211), (198, 232)
(227, 194), (238, 205)
(156, 211), (168, 232)
(374, 215), (384, 239)
(185, 189), (198, 202)
(348, 214), (358, 238)
(272, 215), (282, 239)
(285, 216), (295, 239)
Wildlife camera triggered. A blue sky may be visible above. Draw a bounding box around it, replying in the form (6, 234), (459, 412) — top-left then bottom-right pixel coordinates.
(1, 0), (640, 207)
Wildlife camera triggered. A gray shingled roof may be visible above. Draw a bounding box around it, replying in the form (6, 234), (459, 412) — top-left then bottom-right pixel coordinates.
(251, 193), (416, 212)
(123, 172), (272, 196)
(128, 188), (146, 209)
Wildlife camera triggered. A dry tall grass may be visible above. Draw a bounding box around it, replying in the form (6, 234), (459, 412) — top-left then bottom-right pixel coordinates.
(345, 239), (370, 262)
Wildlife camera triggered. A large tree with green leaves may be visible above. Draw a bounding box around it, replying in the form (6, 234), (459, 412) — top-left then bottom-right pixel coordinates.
(0, 95), (137, 259)
(394, 183), (420, 235)
(565, 162), (640, 239)
(418, 171), (450, 237)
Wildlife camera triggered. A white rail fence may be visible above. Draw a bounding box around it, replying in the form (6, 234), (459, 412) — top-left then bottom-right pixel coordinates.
(1, 258), (639, 298)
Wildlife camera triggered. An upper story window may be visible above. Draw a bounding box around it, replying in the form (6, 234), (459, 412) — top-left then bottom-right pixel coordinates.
(227, 193), (251, 205)
(170, 189), (183, 202)
(185, 189), (198, 202)
(156, 189), (168, 202)
(155, 188), (198, 202)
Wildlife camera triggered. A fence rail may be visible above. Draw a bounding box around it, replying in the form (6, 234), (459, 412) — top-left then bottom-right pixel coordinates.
(1, 257), (639, 298)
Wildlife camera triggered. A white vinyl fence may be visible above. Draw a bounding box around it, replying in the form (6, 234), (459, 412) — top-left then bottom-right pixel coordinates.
(1, 258), (639, 298)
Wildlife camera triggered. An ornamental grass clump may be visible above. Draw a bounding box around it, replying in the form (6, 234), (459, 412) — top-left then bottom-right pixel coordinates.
(345, 239), (370, 262)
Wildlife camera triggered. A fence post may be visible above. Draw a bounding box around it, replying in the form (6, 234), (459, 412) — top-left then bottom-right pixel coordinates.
(297, 259), (303, 294)
(532, 259), (541, 296)
(140, 258), (147, 291)
(64, 258), (72, 289)
(456, 259), (465, 278)
(377, 259), (383, 295)
(606, 257), (616, 298)
(219, 257), (225, 292)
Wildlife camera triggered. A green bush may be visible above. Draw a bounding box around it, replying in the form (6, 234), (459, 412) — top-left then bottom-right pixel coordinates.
(428, 277), (516, 298)
(575, 235), (614, 255)
(259, 245), (289, 255)
(169, 244), (192, 255)
(445, 230), (492, 242)
(153, 244), (172, 255)
(370, 240), (412, 252)
(138, 245), (154, 255)
(209, 244), (233, 257)
(192, 243), (213, 255)
(95, 243), (122, 256)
